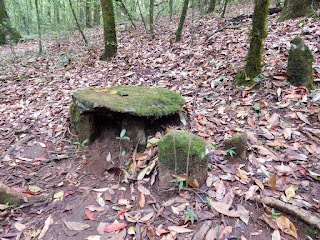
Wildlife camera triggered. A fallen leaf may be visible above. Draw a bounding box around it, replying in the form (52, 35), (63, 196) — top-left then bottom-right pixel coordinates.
(104, 222), (127, 232)
(245, 185), (259, 200)
(64, 221), (91, 231)
(38, 215), (53, 239)
(276, 216), (298, 239)
(285, 185), (297, 200)
(139, 192), (145, 208)
(272, 230), (281, 240)
(167, 225), (193, 233)
(85, 210), (97, 221)
(297, 112), (310, 124)
(85, 205), (105, 212)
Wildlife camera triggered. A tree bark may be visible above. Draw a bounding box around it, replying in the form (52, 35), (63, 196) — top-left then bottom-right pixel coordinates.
(0, 0), (22, 45)
(35, 0), (42, 53)
(137, 0), (147, 31)
(175, 0), (189, 42)
(235, 0), (270, 85)
(149, 0), (155, 39)
(221, 0), (229, 18)
(169, 0), (173, 21)
(93, 0), (101, 25)
(101, 0), (117, 60)
(116, 0), (137, 29)
(86, 0), (92, 27)
(278, 0), (316, 21)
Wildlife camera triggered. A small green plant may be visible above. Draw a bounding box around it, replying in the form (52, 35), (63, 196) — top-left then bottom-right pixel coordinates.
(210, 142), (216, 149)
(203, 197), (211, 206)
(170, 178), (184, 192)
(304, 227), (320, 239)
(184, 208), (198, 224)
(73, 139), (89, 151)
(0, 202), (9, 211)
(225, 147), (236, 157)
(253, 103), (261, 112)
(116, 129), (130, 160)
(265, 209), (281, 219)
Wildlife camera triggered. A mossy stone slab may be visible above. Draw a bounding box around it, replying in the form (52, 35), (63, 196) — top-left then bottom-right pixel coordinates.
(72, 86), (186, 118)
(158, 130), (209, 189)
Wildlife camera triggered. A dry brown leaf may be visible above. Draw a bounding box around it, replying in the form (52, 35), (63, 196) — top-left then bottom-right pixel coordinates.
(253, 178), (264, 190)
(218, 226), (232, 240)
(210, 201), (248, 217)
(139, 192), (146, 208)
(276, 216), (298, 239)
(283, 128), (292, 140)
(245, 185), (259, 200)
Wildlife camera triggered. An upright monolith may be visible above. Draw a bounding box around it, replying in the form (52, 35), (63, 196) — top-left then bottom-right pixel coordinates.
(158, 130), (209, 189)
(287, 36), (314, 89)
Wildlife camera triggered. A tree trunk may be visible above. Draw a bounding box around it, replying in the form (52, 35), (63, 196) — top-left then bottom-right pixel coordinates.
(169, 0), (173, 21)
(35, 0), (42, 53)
(0, 0), (22, 45)
(79, 0), (85, 27)
(175, 0), (189, 42)
(221, 0), (229, 18)
(207, 0), (215, 13)
(69, 0), (88, 45)
(137, 0), (147, 31)
(93, 0), (100, 25)
(278, 0), (315, 21)
(86, 0), (92, 27)
(117, 0), (136, 29)
(149, 0), (155, 39)
(235, 0), (270, 85)
(101, 0), (117, 60)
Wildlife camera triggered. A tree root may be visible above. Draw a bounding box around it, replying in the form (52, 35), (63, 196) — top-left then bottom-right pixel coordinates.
(252, 195), (320, 231)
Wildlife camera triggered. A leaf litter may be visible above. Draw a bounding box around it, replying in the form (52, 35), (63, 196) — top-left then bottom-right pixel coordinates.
(0, 2), (320, 240)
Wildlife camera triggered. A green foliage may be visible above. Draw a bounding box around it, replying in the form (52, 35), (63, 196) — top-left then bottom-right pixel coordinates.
(116, 129), (131, 141)
(184, 208), (199, 224)
(253, 103), (261, 112)
(225, 147), (236, 157)
(170, 178), (184, 192)
(203, 197), (211, 206)
(73, 139), (89, 151)
(265, 209), (281, 219)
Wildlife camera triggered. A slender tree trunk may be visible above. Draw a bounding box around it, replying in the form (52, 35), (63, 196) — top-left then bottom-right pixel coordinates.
(101, 0), (117, 60)
(175, 0), (189, 42)
(221, 0), (229, 18)
(54, 0), (60, 25)
(0, 0), (22, 45)
(149, 0), (155, 39)
(137, 0), (147, 31)
(79, 0), (85, 27)
(69, 0), (88, 45)
(86, 0), (92, 27)
(93, 0), (100, 25)
(207, 0), (215, 13)
(117, 0), (136, 29)
(35, 0), (42, 53)
(169, 0), (173, 21)
(235, 0), (270, 84)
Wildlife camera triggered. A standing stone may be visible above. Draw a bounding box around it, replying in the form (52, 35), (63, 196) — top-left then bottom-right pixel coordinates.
(158, 130), (209, 189)
(224, 133), (247, 164)
(287, 36), (314, 89)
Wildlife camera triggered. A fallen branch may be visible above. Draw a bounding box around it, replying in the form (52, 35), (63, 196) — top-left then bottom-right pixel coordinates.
(252, 195), (320, 231)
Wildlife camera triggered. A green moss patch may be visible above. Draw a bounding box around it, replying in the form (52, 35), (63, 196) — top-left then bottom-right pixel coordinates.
(158, 130), (208, 176)
(72, 86), (185, 118)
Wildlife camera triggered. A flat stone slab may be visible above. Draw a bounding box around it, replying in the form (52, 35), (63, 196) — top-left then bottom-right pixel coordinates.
(72, 86), (186, 118)
(70, 86), (185, 151)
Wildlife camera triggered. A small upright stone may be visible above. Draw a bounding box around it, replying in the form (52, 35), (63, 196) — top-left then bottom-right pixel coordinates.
(224, 133), (247, 164)
(287, 36), (314, 89)
(158, 130), (209, 189)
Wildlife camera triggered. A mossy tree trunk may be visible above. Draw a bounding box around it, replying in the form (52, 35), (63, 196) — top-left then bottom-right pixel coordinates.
(101, 0), (117, 60)
(149, 0), (155, 39)
(207, 0), (216, 13)
(175, 0), (189, 42)
(235, 0), (270, 85)
(278, 0), (316, 21)
(169, 0), (173, 21)
(0, 0), (22, 45)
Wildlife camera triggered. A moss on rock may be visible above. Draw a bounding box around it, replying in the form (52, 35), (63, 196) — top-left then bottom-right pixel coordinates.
(287, 36), (314, 89)
(278, 0), (314, 22)
(72, 86), (185, 118)
(224, 133), (247, 164)
(158, 130), (208, 188)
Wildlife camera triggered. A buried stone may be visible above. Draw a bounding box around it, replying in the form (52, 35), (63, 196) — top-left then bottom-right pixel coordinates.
(70, 86), (185, 151)
(158, 130), (209, 189)
(223, 132), (247, 164)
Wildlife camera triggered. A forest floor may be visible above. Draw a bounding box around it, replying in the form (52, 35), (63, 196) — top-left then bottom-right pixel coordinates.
(1, 2), (320, 240)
